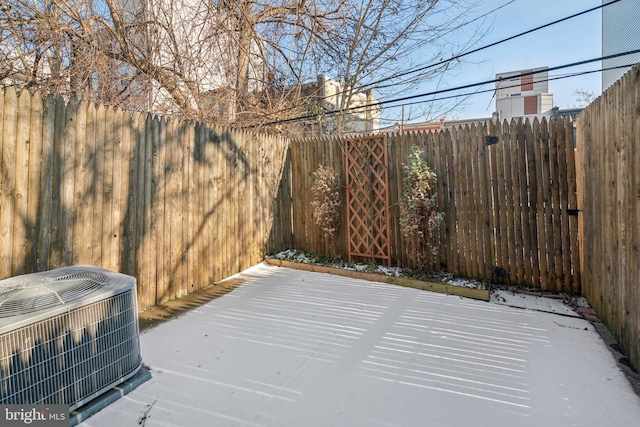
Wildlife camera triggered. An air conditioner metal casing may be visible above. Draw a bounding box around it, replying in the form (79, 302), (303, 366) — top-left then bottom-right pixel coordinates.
(0, 266), (142, 410)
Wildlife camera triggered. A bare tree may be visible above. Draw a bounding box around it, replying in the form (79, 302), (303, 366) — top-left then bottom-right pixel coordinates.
(318, 0), (487, 135)
(1, 0), (156, 109)
(0, 0), (345, 126)
(214, 0), (347, 127)
(1, 0), (487, 132)
(573, 87), (596, 107)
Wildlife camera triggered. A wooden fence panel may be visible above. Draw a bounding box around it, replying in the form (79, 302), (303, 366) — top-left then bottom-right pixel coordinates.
(508, 119), (524, 285)
(191, 123), (202, 291)
(0, 91), (5, 276)
(515, 120), (530, 285)
(290, 118), (579, 292)
(459, 126), (474, 278)
(0, 90), (292, 312)
(178, 121), (189, 295)
(424, 131), (439, 271)
(499, 121), (517, 284)
(549, 121), (565, 292)
(26, 91), (43, 272)
(539, 119), (553, 288)
(1, 88), (17, 278)
(91, 104), (105, 268)
(290, 140), (304, 251)
(220, 129), (231, 277)
(467, 125), (480, 279)
(450, 128), (464, 276)
(163, 118), (174, 301)
(432, 131), (445, 270)
(203, 126), (213, 287)
(38, 95), (55, 271)
(170, 118), (181, 300)
(476, 123), (493, 280)
(121, 111), (136, 275)
(14, 90), (30, 275)
(631, 68), (640, 371)
(442, 129), (458, 275)
(81, 103), (96, 268)
(387, 133), (400, 266)
(565, 118), (580, 294)
(1, 87), (587, 313)
(524, 120), (540, 287)
(488, 120), (504, 283)
(102, 106), (115, 272)
(211, 128), (223, 282)
(71, 100), (86, 267)
(111, 107), (123, 269)
(532, 119), (548, 290)
(556, 120), (572, 292)
(578, 64), (640, 371)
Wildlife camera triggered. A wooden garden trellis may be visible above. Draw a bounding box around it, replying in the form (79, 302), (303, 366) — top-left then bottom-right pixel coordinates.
(345, 135), (391, 266)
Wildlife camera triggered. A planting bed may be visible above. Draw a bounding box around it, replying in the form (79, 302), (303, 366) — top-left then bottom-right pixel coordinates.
(265, 250), (490, 302)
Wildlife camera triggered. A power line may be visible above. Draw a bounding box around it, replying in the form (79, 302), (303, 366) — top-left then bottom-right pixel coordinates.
(256, 50), (640, 127)
(251, 0), (620, 126)
(303, 64), (626, 128)
(250, 0), (621, 127)
(384, 64), (634, 113)
(358, 0), (621, 92)
(313, 0), (621, 103)
(380, 50), (639, 107)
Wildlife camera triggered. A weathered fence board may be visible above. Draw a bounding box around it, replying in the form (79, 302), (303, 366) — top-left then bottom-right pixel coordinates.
(0, 90), (291, 311)
(0, 87), (589, 321)
(524, 120), (540, 287)
(291, 117), (580, 292)
(578, 64), (640, 371)
(26, 91), (43, 272)
(1, 89), (17, 278)
(14, 90), (29, 275)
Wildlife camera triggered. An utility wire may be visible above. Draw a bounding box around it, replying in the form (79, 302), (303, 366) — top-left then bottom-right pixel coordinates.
(248, 0), (620, 127)
(256, 49), (640, 127)
(384, 63), (634, 113)
(302, 0), (621, 108)
(358, 0), (621, 92)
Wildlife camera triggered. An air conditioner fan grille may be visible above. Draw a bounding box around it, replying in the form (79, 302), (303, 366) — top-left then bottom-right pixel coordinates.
(0, 270), (108, 318)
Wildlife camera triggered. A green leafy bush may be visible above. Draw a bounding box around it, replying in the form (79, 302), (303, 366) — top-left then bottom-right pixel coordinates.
(399, 147), (444, 270)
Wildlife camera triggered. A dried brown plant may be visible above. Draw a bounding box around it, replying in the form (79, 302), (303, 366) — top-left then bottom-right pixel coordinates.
(311, 165), (341, 252)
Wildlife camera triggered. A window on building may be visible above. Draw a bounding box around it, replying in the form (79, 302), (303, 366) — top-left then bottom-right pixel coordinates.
(521, 71), (533, 91)
(524, 96), (537, 115)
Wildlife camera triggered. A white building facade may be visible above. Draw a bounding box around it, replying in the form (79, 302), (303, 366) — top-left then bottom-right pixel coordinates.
(495, 67), (553, 120)
(302, 75), (380, 136)
(602, 0), (640, 91)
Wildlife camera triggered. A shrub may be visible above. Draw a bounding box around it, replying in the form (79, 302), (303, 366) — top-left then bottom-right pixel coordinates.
(399, 147), (444, 270)
(311, 165), (341, 252)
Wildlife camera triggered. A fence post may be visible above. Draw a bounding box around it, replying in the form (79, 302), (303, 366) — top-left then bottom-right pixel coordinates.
(0, 87), (17, 278)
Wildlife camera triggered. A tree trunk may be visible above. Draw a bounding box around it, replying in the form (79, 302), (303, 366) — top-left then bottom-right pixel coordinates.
(235, 2), (255, 122)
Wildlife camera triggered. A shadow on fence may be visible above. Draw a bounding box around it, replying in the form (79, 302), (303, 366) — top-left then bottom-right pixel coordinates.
(0, 88), (292, 311)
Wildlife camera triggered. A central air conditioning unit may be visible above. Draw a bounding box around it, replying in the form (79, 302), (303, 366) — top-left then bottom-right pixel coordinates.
(0, 266), (142, 411)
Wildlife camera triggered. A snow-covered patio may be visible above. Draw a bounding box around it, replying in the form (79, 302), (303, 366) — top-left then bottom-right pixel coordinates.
(80, 263), (640, 427)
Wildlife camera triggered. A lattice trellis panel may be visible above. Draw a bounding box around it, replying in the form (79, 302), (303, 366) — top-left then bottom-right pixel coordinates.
(345, 135), (391, 266)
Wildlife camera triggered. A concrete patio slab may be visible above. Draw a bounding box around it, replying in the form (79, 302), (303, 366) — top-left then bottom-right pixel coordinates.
(80, 263), (640, 427)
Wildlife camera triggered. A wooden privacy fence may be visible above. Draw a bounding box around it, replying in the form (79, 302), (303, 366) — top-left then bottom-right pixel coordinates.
(0, 88), (292, 311)
(291, 117), (579, 293)
(578, 64), (640, 371)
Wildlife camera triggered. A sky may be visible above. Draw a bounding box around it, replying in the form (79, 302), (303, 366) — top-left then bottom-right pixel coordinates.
(387, 0), (605, 124)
